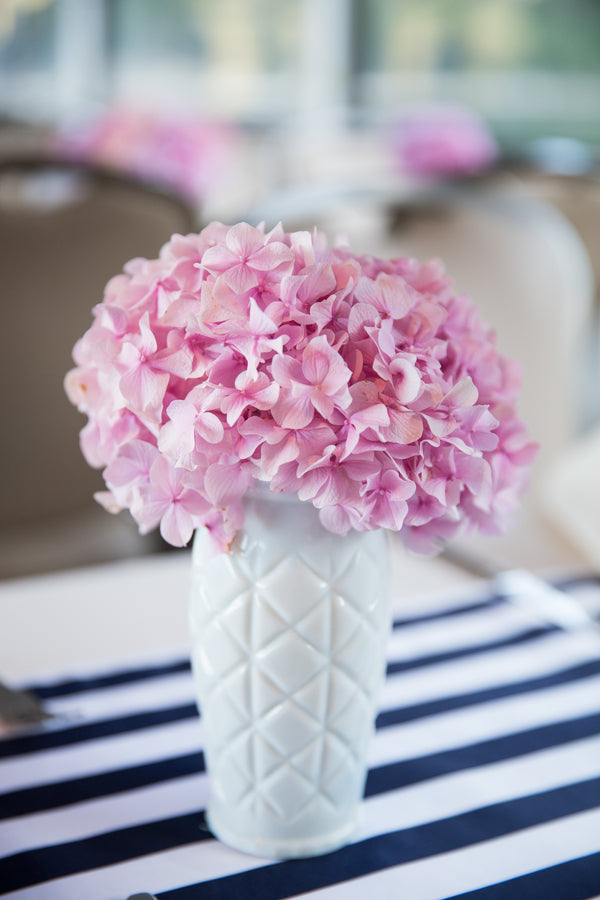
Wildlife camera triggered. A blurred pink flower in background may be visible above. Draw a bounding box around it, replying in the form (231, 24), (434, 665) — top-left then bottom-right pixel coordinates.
(393, 104), (498, 178)
(56, 108), (236, 203)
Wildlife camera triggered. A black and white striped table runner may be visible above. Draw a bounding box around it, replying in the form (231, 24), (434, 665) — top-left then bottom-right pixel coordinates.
(1, 575), (600, 899)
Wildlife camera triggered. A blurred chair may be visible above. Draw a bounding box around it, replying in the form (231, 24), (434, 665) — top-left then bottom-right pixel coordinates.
(383, 185), (595, 474)
(497, 170), (600, 431)
(520, 174), (600, 294)
(0, 155), (197, 580)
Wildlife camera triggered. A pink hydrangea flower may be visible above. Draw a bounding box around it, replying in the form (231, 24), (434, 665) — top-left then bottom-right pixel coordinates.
(393, 104), (498, 178)
(56, 109), (236, 203)
(202, 223), (294, 294)
(65, 221), (536, 553)
(133, 456), (210, 547)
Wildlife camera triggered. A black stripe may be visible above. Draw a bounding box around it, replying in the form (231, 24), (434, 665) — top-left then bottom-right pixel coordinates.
(0, 811), (213, 895)
(3, 709), (599, 822)
(391, 572), (600, 631)
(366, 711), (600, 796)
(0, 703), (199, 760)
(29, 659), (192, 701)
(387, 625), (553, 675)
(379, 658), (600, 727)
(554, 573), (600, 592)
(445, 851), (600, 899)
(154, 778), (600, 900)
(0, 751), (204, 819)
(392, 594), (506, 628)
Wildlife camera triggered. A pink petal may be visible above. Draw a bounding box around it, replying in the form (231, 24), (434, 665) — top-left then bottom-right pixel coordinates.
(355, 273), (414, 318)
(104, 440), (158, 487)
(310, 391), (335, 420)
(302, 346), (330, 385)
(248, 297), (277, 335)
(180, 488), (211, 517)
(204, 461), (249, 506)
(201, 244), (239, 273)
(133, 494), (169, 532)
(390, 357), (421, 403)
(318, 504), (353, 534)
(160, 503), (195, 547)
(196, 411), (224, 443)
(248, 242), (294, 272)
(271, 354), (304, 389)
(348, 303), (377, 340)
(120, 366), (169, 415)
(223, 263), (259, 295)
(273, 390), (314, 429)
(384, 408), (423, 444)
(138, 312), (158, 356)
(94, 490), (121, 513)
(444, 376), (478, 408)
(226, 222), (264, 258)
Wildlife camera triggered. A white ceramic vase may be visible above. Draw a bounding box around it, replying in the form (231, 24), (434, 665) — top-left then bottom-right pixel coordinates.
(189, 488), (390, 859)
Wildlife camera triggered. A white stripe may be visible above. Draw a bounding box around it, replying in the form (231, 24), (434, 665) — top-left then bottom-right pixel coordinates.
(13, 648), (191, 692)
(14, 605), (532, 727)
(370, 673), (600, 767)
(0, 718), (204, 793)
(35, 621), (593, 743)
(565, 581), (600, 618)
(38, 605), (563, 725)
(42, 671), (196, 723)
(380, 628), (600, 711)
(0, 772), (210, 858)
(390, 578), (491, 619)
(0, 839), (270, 900)
(362, 733), (600, 835)
(386, 601), (542, 661)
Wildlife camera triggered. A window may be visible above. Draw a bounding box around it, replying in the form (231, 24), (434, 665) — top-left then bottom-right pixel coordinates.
(0, 0), (598, 148)
(354, 0), (600, 144)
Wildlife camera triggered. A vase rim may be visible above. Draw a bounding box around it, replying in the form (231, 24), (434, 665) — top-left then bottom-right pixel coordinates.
(245, 481), (306, 505)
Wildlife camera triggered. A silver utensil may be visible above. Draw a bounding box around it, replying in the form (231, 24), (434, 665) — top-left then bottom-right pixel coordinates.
(0, 681), (51, 728)
(441, 543), (600, 638)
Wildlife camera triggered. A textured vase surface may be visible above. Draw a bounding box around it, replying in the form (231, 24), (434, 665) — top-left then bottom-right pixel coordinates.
(189, 489), (390, 858)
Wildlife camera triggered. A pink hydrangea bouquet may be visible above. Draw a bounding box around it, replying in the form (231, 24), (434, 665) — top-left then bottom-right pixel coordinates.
(65, 221), (536, 553)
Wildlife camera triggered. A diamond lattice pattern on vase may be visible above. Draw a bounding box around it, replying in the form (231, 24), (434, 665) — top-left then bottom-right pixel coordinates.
(190, 509), (389, 847)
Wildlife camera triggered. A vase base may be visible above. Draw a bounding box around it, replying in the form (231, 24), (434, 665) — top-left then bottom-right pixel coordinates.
(206, 807), (361, 860)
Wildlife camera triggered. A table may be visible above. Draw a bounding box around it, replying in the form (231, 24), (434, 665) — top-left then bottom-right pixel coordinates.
(1, 548), (600, 899)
